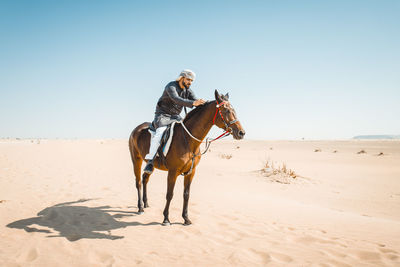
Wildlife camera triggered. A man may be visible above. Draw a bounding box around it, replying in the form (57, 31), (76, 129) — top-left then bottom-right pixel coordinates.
(144, 69), (206, 174)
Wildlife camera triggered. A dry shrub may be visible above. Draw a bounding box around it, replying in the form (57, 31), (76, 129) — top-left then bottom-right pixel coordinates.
(377, 152), (384, 156)
(357, 150), (366, 154)
(333, 150), (338, 153)
(314, 149), (321, 152)
(260, 159), (298, 183)
(263, 159), (271, 169)
(220, 154), (232, 159)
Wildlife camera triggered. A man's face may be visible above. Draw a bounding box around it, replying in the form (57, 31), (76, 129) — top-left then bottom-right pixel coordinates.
(182, 77), (193, 89)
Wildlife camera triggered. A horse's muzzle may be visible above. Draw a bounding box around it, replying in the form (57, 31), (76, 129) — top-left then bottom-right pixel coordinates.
(233, 129), (245, 140)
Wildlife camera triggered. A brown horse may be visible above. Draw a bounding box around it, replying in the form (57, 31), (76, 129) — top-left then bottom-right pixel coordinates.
(128, 90), (245, 225)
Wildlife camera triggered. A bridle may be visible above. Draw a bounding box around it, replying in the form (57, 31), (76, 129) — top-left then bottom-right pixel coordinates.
(179, 100), (238, 176)
(212, 100), (238, 133)
(180, 100), (236, 144)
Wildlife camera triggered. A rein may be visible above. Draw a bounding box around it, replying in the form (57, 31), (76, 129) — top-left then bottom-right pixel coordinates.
(178, 121), (202, 143)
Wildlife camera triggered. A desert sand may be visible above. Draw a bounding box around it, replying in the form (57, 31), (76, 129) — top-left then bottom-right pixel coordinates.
(0, 139), (399, 266)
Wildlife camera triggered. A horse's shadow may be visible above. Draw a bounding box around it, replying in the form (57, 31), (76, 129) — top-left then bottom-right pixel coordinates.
(7, 199), (159, 241)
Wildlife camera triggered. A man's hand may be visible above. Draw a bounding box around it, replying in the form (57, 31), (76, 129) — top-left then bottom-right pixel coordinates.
(193, 99), (206, 106)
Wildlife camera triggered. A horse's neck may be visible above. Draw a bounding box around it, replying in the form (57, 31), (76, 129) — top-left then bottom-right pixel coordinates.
(184, 104), (216, 148)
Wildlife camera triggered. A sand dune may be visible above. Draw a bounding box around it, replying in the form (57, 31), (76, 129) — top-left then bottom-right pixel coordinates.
(1, 139), (399, 266)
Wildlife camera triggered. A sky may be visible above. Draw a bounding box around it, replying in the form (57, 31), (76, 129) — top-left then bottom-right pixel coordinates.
(1, 0), (399, 140)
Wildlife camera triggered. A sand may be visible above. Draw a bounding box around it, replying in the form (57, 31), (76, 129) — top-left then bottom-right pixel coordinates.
(0, 139), (399, 266)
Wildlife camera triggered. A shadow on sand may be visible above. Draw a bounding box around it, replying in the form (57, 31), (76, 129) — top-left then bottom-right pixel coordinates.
(7, 199), (159, 241)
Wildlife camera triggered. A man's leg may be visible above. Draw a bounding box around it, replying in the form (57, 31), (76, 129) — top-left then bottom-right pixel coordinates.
(144, 126), (167, 174)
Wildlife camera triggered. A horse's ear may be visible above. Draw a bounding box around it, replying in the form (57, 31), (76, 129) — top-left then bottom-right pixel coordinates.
(215, 89), (223, 102)
(224, 93), (229, 100)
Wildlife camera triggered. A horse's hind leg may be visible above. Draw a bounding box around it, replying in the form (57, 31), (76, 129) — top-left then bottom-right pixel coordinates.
(131, 149), (144, 213)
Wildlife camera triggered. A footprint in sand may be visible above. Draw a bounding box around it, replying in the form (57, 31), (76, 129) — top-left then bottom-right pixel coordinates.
(383, 253), (399, 261)
(249, 249), (271, 264)
(270, 252), (293, 263)
(89, 251), (115, 265)
(379, 248), (398, 254)
(24, 248), (38, 262)
(99, 252), (115, 264)
(379, 247), (399, 261)
(353, 250), (381, 261)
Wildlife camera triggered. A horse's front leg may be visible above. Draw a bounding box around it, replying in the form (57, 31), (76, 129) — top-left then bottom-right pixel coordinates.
(182, 168), (196, 225)
(162, 170), (179, 226)
(142, 172), (150, 208)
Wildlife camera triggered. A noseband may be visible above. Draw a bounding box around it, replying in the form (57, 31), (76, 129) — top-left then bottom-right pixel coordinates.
(212, 100), (238, 132)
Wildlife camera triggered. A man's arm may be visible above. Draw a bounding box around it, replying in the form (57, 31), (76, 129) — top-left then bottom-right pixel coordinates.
(187, 89), (197, 101)
(166, 85), (195, 107)
(187, 89), (206, 106)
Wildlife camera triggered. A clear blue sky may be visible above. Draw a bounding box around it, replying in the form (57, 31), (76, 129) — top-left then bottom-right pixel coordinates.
(1, 0), (399, 139)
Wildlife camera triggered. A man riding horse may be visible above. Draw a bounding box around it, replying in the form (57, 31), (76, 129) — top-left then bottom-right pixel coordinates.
(130, 74), (245, 224)
(144, 69), (206, 174)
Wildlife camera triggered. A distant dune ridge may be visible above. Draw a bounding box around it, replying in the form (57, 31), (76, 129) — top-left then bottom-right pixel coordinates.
(353, 135), (400, 139)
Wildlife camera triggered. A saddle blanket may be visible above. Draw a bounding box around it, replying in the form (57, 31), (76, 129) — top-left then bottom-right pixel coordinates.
(148, 121), (177, 157)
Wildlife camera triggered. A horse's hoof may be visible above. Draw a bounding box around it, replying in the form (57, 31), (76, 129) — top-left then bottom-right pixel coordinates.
(138, 211), (144, 215)
(144, 204), (149, 208)
(162, 221), (171, 226)
(184, 220), (192, 226)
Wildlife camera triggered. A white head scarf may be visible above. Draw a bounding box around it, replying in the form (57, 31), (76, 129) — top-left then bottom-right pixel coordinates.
(178, 69), (196, 81)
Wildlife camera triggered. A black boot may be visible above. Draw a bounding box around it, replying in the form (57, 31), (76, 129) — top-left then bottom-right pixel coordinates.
(144, 160), (154, 174)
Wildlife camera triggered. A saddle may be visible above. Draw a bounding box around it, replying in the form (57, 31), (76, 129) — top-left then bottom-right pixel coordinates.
(148, 122), (177, 165)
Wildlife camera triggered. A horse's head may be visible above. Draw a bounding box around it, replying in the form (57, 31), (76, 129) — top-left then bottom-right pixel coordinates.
(214, 90), (245, 140)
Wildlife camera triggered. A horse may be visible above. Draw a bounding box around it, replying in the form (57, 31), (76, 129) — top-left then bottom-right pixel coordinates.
(128, 90), (245, 225)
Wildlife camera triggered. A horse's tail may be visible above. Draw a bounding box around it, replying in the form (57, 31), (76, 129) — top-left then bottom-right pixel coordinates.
(128, 122), (151, 162)
(128, 130), (137, 162)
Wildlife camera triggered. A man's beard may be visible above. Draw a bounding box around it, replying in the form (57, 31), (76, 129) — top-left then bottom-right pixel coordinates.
(183, 82), (190, 89)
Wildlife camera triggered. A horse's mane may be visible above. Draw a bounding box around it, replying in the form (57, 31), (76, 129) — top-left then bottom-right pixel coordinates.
(183, 100), (215, 123)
